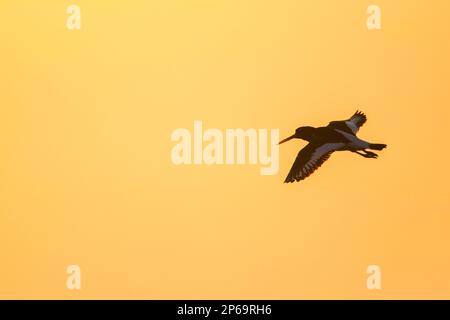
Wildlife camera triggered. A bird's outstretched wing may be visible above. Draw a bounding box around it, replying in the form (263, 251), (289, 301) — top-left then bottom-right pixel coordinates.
(284, 142), (344, 183)
(327, 110), (367, 135)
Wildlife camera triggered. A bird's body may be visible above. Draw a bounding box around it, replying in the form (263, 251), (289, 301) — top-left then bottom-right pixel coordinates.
(279, 111), (386, 183)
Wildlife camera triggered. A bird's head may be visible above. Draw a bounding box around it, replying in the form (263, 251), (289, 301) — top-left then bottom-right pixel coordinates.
(279, 126), (315, 144)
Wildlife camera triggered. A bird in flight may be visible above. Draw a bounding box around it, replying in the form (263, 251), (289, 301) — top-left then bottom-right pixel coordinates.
(279, 111), (387, 183)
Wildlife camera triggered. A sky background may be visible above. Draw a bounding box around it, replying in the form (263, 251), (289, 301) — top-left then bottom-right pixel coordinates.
(1, 0), (450, 299)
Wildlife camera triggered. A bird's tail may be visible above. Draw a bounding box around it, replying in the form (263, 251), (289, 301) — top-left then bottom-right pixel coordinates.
(369, 143), (387, 150)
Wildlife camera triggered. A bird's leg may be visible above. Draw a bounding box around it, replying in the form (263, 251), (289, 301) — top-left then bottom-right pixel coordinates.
(352, 150), (367, 157)
(352, 150), (378, 158)
(362, 150), (378, 158)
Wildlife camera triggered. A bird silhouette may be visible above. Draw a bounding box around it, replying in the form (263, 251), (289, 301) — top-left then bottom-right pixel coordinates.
(279, 111), (387, 183)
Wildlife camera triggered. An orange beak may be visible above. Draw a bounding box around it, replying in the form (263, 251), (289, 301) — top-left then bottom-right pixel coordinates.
(278, 134), (295, 145)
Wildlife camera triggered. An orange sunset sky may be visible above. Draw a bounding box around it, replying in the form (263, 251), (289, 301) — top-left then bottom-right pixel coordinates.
(1, 0), (450, 299)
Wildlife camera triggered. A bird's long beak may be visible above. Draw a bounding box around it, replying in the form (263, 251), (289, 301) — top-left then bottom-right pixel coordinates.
(278, 134), (295, 145)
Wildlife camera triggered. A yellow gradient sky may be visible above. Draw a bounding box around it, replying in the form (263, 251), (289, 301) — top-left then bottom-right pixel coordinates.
(1, 0), (450, 299)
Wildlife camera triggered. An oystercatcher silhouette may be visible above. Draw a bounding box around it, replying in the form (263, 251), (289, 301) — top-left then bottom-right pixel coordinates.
(279, 111), (387, 183)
